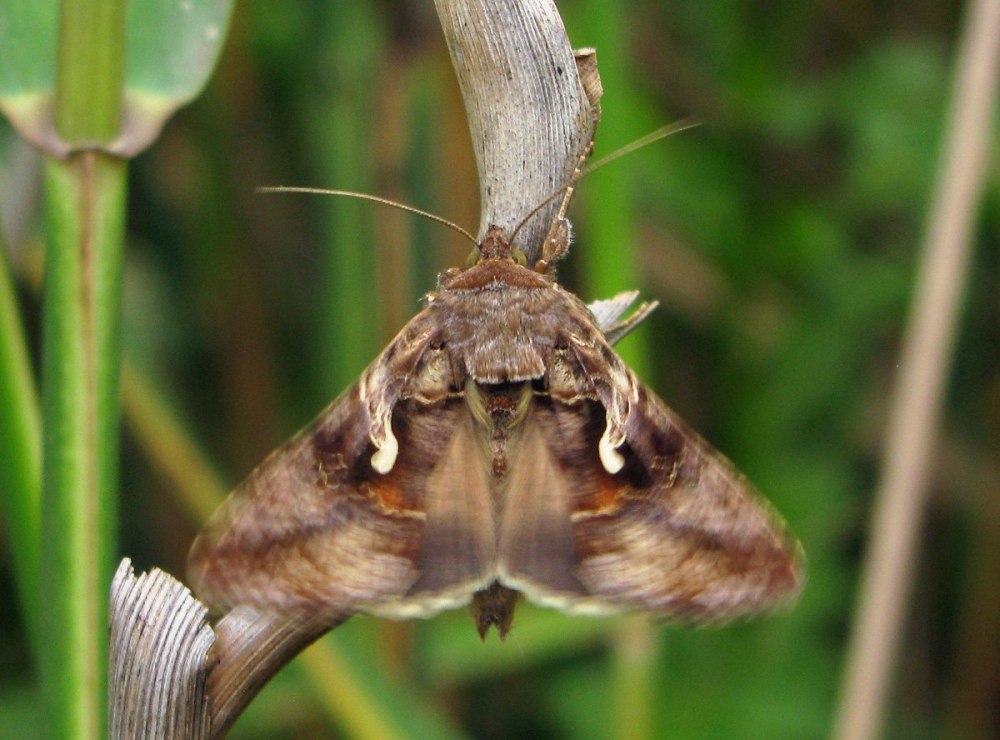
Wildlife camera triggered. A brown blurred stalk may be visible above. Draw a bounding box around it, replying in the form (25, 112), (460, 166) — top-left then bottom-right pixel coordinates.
(833, 0), (1000, 738)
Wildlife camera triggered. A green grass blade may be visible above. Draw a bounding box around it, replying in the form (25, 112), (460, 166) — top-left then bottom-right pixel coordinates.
(567, 4), (651, 378)
(568, 5), (661, 737)
(0, 235), (41, 650)
(304, 3), (385, 395)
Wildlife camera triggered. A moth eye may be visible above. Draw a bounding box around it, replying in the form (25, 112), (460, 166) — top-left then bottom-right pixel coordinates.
(512, 248), (528, 266)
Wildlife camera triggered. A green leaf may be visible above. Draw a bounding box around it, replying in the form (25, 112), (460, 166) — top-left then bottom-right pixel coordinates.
(0, 0), (234, 156)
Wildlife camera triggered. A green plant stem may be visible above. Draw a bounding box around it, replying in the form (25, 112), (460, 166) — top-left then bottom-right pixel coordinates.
(308, 3), (384, 395)
(0, 239), (42, 651)
(40, 2), (127, 736)
(41, 152), (126, 740)
(610, 616), (657, 740)
(568, 5), (659, 738)
(570, 2), (651, 379)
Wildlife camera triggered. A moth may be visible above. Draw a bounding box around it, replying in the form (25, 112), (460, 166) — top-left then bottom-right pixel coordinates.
(188, 147), (803, 639)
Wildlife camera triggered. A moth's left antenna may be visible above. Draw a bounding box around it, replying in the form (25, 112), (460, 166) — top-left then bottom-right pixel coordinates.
(257, 186), (479, 246)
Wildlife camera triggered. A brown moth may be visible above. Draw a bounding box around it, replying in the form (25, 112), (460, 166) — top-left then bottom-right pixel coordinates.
(188, 158), (803, 639)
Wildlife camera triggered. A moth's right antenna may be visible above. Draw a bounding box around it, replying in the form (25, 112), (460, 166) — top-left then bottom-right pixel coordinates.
(257, 186), (479, 246)
(506, 142), (592, 268)
(578, 118), (700, 178)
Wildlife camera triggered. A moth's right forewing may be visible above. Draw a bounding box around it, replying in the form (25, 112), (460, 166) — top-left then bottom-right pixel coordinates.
(370, 405), (496, 618)
(186, 385), (406, 618)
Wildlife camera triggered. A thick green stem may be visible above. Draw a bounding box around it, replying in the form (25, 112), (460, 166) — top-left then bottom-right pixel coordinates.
(41, 152), (126, 740)
(40, 1), (127, 736)
(44, 4), (127, 734)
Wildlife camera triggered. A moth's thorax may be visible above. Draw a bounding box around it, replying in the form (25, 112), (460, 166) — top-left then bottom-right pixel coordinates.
(439, 257), (551, 291)
(423, 281), (596, 385)
(420, 225), (595, 386)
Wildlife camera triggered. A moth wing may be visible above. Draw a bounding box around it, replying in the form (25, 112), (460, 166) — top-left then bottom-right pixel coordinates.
(188, 331), (495, 622)
(372, 402), (496, 618)
(496, 415), (580, 597)
(498, 392), (803, 622)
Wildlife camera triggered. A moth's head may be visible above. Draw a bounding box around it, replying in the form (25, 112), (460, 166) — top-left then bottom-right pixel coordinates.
(477, 224), (528, 266)
(437, 224), (554, 291)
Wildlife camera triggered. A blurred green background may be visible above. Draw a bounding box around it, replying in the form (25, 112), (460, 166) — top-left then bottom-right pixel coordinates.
(1, 1), (998, 738)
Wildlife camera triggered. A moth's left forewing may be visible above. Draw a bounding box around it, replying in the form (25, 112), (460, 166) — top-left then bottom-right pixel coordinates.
(502, 310), (804, 622)
(578, 382), (804, 621)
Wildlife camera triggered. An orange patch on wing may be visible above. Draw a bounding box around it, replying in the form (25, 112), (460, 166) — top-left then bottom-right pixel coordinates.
(366, 477), (424, 518)
(572, 475), (626, 519)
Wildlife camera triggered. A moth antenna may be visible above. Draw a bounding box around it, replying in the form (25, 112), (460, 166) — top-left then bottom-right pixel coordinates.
(257, 186), (479, 246)
(509, 146), (591, 248)
(578, 117), (701, 178)
(509, 117), (702, 250)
